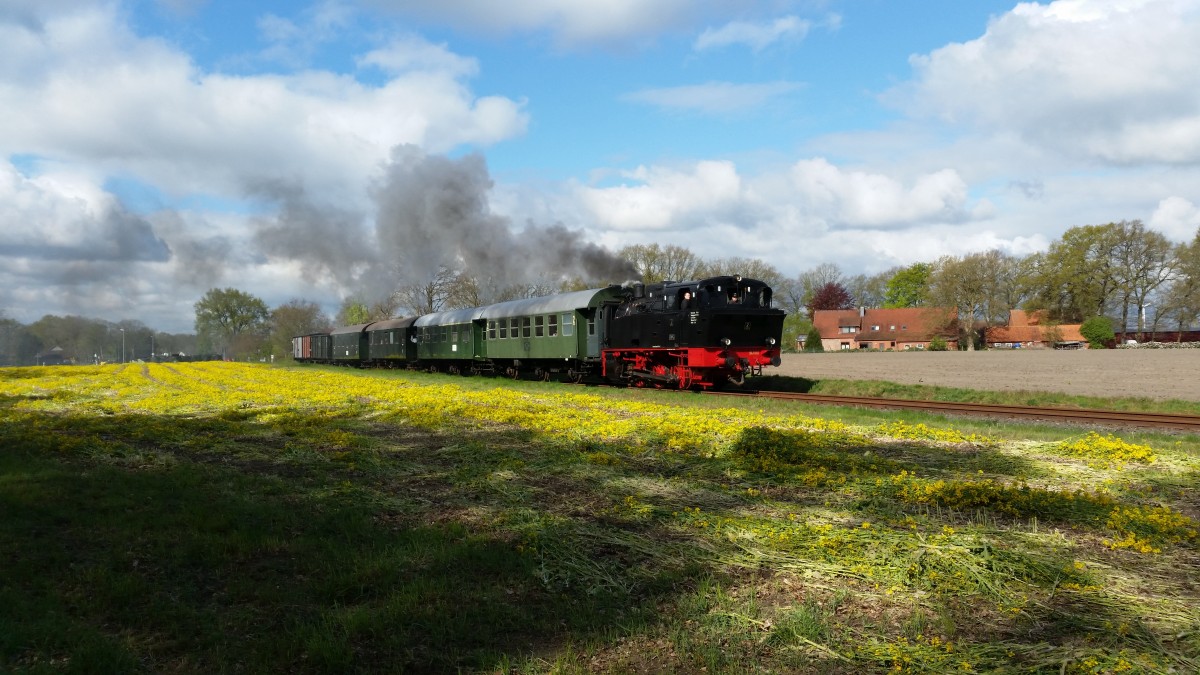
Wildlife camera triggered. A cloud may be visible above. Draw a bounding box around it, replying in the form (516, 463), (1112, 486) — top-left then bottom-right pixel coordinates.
(0, 3), (530, 329)
(623, 81), (801, 114)
(785, 158), (975, 228)
(1149, 196), (1200, 241)
(358, 35), (480, 77)
(577, 161), (743, 231)
(361, 0), (695, 47)
(0, 163), (169, 263)
(256, 1), (355, 67)
(0, 4), (528, 204)
(887, 0), (1200, 165)
(693, 15), (811, 52)
(575, 157), (979, 237)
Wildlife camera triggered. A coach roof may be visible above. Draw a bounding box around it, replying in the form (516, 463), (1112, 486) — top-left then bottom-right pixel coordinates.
(413, 307), (483, 327)
(368, 316), (418, 330)
(480, 286), (627, 321)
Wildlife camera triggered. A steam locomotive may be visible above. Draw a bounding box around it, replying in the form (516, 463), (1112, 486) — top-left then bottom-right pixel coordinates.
(293, 274), (785, 389)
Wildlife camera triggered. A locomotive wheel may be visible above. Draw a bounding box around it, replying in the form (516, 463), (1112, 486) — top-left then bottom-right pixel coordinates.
(565, 369), (584, 384)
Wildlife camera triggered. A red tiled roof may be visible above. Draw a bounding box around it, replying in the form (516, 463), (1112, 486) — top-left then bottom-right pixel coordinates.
(813, 307), (957, 342)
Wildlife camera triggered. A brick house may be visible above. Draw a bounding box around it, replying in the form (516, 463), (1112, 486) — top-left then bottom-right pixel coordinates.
(809, 307), (959, 351)
(985, 310), (1086, 349)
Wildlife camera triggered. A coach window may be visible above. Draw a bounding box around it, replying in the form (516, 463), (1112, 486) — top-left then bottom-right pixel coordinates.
(587, 314), (596, 336)
(499, 320), (507, 339)
(522, 317), (531, 338)
(488, 320), (496, 340)
(509, 318), (519, 338)
(548, 314), (558, 336)
(535, 315), (544, 337)
(562, 313), (574, 337)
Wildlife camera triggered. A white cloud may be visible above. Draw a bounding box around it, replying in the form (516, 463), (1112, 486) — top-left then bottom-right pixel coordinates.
(888, 0), (1200, 165)
(694, 15), (810, 52)
(577, 160), (743, 230)
(1149, 196), (1200, 241)
(574, 157), (980, 236)
(363, 0), (693, 47)
(0, 3), (529, 330)
(623, 81), (801, 114)
(0, 4), (528, 204)
(358, 35), (479, 77)
(780, 158), (974, 228)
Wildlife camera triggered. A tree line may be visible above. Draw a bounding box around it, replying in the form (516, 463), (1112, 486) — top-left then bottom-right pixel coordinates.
(6, 219), (1196, 365)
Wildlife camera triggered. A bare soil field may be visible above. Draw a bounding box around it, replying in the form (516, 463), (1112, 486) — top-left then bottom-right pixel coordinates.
(777, 349), (1200, 401)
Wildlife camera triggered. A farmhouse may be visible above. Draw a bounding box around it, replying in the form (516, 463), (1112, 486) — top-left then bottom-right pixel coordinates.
(985, 310), (1086, 349)
(809, 307), (959, 351)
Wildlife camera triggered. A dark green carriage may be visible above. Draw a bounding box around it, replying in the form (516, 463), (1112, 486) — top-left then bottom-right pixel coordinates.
(413, 308), (483, 371)
(330, 323), (371, 364)
(365, 317), (417, 366)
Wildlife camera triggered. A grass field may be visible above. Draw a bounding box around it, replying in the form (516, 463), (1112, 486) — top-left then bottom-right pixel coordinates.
(3, 362), (1199, 673)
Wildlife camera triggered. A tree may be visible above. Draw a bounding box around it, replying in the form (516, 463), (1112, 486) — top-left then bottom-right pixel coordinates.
(925, 250), (1023, 351)
(0, 315), (37, 366)
(699, 256), (784, 287)
(802, 326), (824, 352)
(806, 282), (855, 315)
(194, 288), (269, 357)
(1026, 223), (1122, 322)
(792, 263), (844, 317)
(1161, 231), (1200, 339)
(844, 271), (890, 309)
(270, 299), (331, 360)
(336, 299), (371, 326)
(1080, 316), (1115, 348)
(617, 243), (704, 283)
(1109, 220), (1177, 338)
(883, 263), (930, 308)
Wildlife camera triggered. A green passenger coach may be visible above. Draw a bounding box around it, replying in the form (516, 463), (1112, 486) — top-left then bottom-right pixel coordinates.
(412, 307), (483, 373)
(478, 286), (626, 380)
(365, 316), (417, 366)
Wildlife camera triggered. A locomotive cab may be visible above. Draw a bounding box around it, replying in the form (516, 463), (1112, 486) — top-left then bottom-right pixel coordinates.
(604, 275), (785, 389)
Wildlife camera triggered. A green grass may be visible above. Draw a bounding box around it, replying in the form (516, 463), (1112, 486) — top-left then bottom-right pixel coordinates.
(2, 363), (1199, 673)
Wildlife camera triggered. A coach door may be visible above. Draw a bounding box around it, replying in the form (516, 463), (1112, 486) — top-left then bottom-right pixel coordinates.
(585, 307), (604, 358)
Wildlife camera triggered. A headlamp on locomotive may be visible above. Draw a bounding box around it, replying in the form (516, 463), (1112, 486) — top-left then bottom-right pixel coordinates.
(603, 274), (786, 389)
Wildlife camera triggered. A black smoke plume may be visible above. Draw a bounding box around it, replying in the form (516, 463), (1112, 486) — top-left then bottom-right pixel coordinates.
(252, 145), (640, 307)
(372, 145), (640, 293)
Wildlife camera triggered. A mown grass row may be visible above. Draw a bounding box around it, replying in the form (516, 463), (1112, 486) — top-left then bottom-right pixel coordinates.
(2, 362), (1198, 673)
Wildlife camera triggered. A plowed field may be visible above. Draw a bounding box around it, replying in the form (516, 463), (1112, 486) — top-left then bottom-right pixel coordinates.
(777, 349), (1200, 401)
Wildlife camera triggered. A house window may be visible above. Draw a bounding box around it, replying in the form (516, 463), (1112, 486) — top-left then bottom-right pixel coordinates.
(840, 342), (851, 350)
(871, 325), (880, 331)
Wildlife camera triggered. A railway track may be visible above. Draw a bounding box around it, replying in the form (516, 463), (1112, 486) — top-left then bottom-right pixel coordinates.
(711, 390), (1200, 432)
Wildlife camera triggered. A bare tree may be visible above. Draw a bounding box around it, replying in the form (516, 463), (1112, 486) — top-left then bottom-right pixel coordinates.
(926, 251), (1017, 351)
(618, 243), (704, 283)
(1110, 220), (1177, 337)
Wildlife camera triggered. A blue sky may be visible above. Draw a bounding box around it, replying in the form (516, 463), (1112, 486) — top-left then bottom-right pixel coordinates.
(3, 0), (1200, 332)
